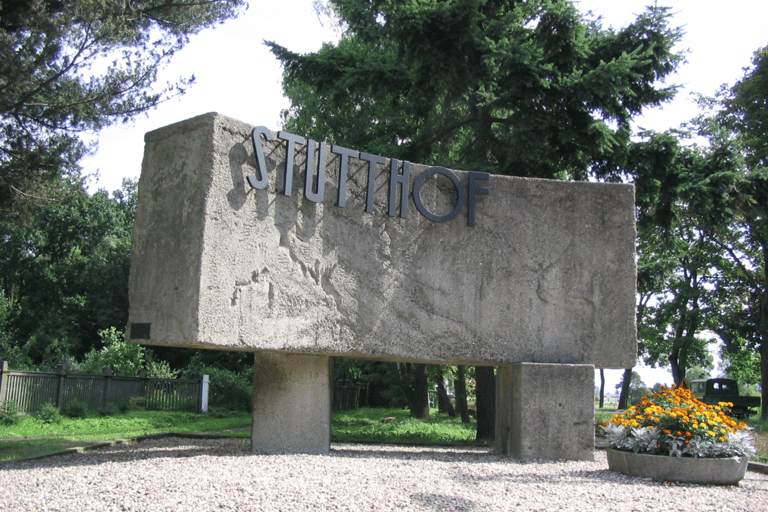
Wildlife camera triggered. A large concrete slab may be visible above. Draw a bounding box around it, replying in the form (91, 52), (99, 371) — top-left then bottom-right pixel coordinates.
(128, 112), (636, 369)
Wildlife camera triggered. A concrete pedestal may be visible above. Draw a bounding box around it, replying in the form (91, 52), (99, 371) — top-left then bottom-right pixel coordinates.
(496, 362), (594, 461)
(251, 352), (332, 454)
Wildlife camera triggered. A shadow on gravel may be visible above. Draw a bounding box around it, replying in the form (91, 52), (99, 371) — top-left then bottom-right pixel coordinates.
(329, 444), (496, 464)
(410, 492), (478, 511)
(2, 438), (602, 473)
(0, 437), (252, 470)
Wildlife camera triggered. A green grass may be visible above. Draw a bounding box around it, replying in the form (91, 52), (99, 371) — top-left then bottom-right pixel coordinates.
(332, 407), (480, 445)
(746, 410), (768, 463)
(0, 410), (251, 462)
(594, 410), (620, 426)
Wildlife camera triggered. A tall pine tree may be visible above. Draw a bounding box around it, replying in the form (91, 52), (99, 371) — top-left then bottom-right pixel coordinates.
(0, 0), (245, 221)
(270, 0), (683, 180)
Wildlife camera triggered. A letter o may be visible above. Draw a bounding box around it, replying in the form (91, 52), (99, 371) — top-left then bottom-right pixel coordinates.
(412, 167), (465, 223)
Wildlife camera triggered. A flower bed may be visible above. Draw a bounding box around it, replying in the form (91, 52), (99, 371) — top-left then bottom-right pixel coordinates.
(602, 385), (755, 459)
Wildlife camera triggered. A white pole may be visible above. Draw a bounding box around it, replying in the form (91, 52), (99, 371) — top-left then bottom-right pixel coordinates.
(201, 374), (210, 413)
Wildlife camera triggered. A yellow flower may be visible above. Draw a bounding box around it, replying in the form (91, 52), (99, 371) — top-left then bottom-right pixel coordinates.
(707, 431), (716, 436)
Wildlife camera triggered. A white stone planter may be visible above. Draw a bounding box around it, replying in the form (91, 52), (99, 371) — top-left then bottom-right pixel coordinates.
(607, 448), (749, 485)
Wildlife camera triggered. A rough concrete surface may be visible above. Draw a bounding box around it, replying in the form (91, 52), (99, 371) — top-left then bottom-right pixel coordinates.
(128, 112), (637, 368)
(497, 363), (595, 461)
(251, 352), (332, 454)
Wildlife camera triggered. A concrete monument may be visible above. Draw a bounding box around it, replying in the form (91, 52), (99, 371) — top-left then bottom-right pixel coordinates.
(128, 112), (636, 459)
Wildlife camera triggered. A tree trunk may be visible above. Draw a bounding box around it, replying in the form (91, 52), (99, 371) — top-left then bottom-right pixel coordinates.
(760, 244), (768, 419)
(475, 366), (495, 442)
(618, 368), (632, 409)
(435, 367), (456, 417)
(761, 281), (768, 420)
(409, 363), (430, 419)
(668, 312), (688, 385)
(454, 365), (470, 423)
(599, 369), (605, 409)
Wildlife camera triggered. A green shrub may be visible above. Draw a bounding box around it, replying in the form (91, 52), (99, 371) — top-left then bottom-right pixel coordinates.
(99, 403), (119, 417)
(181, 358), (251, 411)
(206, 367), (252, 411)
(36, 402), (62, 424)
(61, 399), (88, 418)
(0, 400), (20, 425)
(127, 396), (147, 411)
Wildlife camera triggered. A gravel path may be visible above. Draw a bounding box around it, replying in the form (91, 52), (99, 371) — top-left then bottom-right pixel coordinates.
(1, 438), (767, 511)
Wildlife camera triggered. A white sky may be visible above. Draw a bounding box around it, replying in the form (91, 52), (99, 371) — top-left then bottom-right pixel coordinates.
(80, 0), (768, 393)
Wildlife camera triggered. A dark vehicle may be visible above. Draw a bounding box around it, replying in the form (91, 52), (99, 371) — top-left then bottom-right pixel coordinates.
(690, 378), (760, 419)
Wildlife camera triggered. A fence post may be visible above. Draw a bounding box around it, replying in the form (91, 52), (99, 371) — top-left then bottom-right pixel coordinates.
(0, 360), (7, 403)
(102, 367), (113, 410)
(201, 374), (209, 413)
(138, 368), (148, 404)
(56, 364), (66, 409)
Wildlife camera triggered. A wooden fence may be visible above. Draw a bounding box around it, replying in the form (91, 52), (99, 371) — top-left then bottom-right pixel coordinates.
(332, 383), (369, 411)
(0, 361), (209, 413)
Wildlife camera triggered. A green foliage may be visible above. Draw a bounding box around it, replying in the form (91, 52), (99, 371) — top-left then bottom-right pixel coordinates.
(36, 402), (62, 424)
(127, 396), (148, 411)
(61, 399), (88, 419)
(333, 358), (366, 385)
(75, 326), (180, 378)
(628, 131), (727, 384)
(724, 47), (768, 169)
(0, 0), (246, 221)
(721, 343), (761, 386)
(0, 181), (138, 366)
(205, 367), (251, 411)
(0, 290), (31, 369)
(685, 366), (711, 381)
(78, 327), (145, 376)
(98, 404), (119, 417)
(680, 45), (768, 417)
(0, 400), (20, 426)
(273, 0), (683, 181)
(615, 371), (651, 407)
(181, 353), (251, 411)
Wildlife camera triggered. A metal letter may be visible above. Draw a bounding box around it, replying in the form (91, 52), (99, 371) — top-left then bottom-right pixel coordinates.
(467, 171), (490, 227)
(305, 140), (327, 203)
(247, 126), (274, 190)
(388, 159), (410, 218)
(277, 131), (306, 196)
(412, 167), (465, 223)
(359, 152), (387, 213)
(331, 145), (359, 208)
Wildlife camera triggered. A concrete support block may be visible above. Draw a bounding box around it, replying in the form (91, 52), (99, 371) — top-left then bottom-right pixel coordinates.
(251, 352), (332, 454)
(496, 362), (594, 461)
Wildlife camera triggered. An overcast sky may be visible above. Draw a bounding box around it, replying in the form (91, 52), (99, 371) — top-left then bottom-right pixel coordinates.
(80, 0), (768, 392)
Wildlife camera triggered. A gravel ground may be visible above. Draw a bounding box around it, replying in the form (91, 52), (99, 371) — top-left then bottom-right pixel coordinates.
(1, 438), (767, 512)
